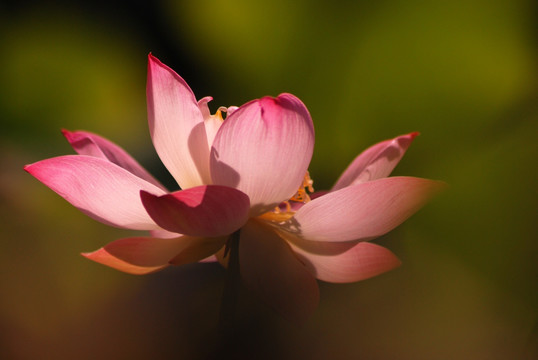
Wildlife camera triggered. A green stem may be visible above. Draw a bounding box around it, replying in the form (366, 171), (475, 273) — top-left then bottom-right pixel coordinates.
(218, 230), (241, 337)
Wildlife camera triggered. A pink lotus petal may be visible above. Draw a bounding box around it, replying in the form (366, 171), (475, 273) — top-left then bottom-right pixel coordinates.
(62, 129), (166, 190)
(287, 176), (446, 242)
(25, 155), (166, 230)
(239, 220), (319, 323)
(211, 94), (315, 216)
(140, 185), (250, 237)
(147, 54), (211, 189)
(332, 132), (419, 191)
(284, 234), (401, 283)
(83, 235), (225, 275)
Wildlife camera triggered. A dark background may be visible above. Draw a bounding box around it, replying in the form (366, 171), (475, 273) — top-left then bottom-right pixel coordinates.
(1, 1), (537, 359)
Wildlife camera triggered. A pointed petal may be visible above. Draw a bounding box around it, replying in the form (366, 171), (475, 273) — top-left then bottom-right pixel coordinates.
(147, 54), (210, 188)
(25, 155), (166, 230)
(287, 177), (446, 242)
(284, 233), (401, 283)
(239, 220), (319, 323)
(83, 235), (225, 275)
(83, 247), (168, 275)
(140, 185), (250, 237)
(332, 132), (419, 191)
(62, 129), (166, 190)
(211, 93), (315, 216)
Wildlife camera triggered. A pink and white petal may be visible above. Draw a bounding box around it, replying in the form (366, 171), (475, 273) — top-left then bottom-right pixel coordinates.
(239, 220), (319, 323)
(287, 176), (446, 242)
(25, 155), (166, 230)
(284, 233), (401, 283)
(332, 132), (419, 191)
(83, 235), (224, 275)
(140, 185), (250, 237)
(211, 94), (315, 216)
(197, 96), (213, 119)
(147, 54), (211, 188)
(62, 129), (166, 190)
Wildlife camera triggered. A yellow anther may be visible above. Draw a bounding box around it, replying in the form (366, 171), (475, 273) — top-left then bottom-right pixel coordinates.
(258, 171), (315, 224)
(289, 171), (314, 203)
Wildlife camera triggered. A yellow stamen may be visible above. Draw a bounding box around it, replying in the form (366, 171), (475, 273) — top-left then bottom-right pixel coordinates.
(215, 109), (224, 121)
(258, 171), (315, 223)
(289, 171), (314, 203)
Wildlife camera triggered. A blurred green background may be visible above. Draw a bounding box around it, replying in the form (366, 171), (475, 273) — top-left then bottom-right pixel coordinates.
(1, 0), (536, 359)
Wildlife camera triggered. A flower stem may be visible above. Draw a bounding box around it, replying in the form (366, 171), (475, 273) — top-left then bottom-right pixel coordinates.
(218, 230), (241, 337)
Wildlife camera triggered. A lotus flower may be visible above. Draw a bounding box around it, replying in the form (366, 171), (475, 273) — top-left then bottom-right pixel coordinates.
(25, 54), (444, 322)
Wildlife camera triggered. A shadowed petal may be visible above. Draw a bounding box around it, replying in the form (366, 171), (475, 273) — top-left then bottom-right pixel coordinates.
(140, 185), (250, 237)
(239, 220), (319, 323)
(147, 54), (210, 188)
(332, 132), (419, 191)
(25, 155), (166, 230)
(62, 129), (166, 190)
(83, 235), (225, 275)
(283, 233), (401, 283)
(287, 177), (446, 242)
(211, 94), (315, 216)
(149, 228), (180, 239)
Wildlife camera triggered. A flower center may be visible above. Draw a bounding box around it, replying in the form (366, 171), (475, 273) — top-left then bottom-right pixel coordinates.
(258, 171), (314, 223)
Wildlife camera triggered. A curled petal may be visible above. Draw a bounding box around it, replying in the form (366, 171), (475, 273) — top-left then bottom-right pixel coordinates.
(62, 129), (166, 190)
(239, 220), (319, 323)
(211, 93), (315, 216)
(225, 106), (239, 116)
(140, 185), (250, 237)
(147, 54), (210, 188)
(287, 177), (446, 242)
(197, 96), (223, 150)
(83, 235), (225, 275)
(332, 132), (419, 191)
(25, 155), (166, 230)
(284, 233), (401, 283)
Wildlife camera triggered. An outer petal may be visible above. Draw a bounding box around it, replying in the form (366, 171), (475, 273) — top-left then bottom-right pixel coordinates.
(211, 94), (315, 216)
(140, 185), (250, 237)
(82, 235), (225, 275)
(147, 54), (210, 188)
(332, 132), (418, 191)
(283, 233), (401, 283)
(62, 129), (166, 190)
(25, 155), (166, 230)
(285, 177), (446, 242)
(239, 220), (319, 323)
